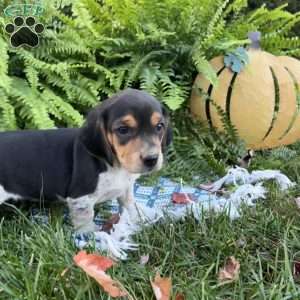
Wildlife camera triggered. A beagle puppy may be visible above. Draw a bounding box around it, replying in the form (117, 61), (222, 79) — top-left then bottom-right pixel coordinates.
(0, 89), (172, 232)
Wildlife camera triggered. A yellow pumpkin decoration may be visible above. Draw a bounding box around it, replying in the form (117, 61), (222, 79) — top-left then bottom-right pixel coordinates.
(190, 48), (300, 150)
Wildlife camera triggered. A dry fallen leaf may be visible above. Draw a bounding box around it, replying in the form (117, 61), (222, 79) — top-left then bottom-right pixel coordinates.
(139, 254), (150, 266)
(175, 292), (185, 300)
(218, 256), (240, 283)
(60, 267), (69, 277)
(172, 192), (195, 204)
(293, 261), (300, 281)
(151, 272), (172, 300)
(73, 250), (127, 298)
(237, 149), (255, 169)
(198, 183), (227, 196)
(198, 183), (214, 191)
(102, 213), (121, 233)
(295, 197), (300, 209)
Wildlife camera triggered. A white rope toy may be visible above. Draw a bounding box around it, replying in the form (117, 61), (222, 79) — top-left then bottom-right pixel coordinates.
(207, 166), (294, 192)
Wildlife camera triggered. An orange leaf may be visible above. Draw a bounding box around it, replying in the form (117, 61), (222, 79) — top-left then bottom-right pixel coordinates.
(175, 293), (185, 300)
(74, 250), (115, 271)
(151, 272), (172, 300)
(73, 250), (127, 298)
(218, 256), (240, 283)
(293, 260), (300, 281)
(102, 213), (121, 233)
(172, 193), (195, 204)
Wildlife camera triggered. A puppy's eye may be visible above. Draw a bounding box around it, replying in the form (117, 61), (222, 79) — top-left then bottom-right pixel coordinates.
(117, 126), (130, 135)
(155, 123), (164, 132)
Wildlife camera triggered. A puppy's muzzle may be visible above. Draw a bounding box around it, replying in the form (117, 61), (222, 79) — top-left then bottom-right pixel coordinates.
(141, 154), (159, 170)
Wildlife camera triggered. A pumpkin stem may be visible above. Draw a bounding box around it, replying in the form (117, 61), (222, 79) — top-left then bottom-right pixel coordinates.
(248, 31), (261, 50)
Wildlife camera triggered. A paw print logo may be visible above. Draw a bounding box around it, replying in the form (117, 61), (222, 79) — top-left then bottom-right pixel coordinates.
(5, 16), (44, 48)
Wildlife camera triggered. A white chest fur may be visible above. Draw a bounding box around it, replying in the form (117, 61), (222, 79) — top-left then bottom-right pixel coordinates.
(92, 167), (139, 203)
(67, 167), (140, 232)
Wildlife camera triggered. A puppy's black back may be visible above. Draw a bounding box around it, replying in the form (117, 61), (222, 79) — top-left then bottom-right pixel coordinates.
(0, 128), (101, 200)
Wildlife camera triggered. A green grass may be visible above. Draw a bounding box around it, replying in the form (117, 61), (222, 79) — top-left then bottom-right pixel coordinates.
(2, 115), (300, 299)
(1, 180), (300, 299)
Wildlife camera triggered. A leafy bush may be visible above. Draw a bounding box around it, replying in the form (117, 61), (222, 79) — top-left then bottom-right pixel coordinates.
(248, 0), (300, 35)
(249, 0), (300, 12)
(0, 0), (300, 129)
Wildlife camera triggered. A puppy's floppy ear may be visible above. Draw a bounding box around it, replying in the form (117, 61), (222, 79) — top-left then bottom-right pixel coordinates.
(161, 105), (173, 152)
(79, 104), (114, 165)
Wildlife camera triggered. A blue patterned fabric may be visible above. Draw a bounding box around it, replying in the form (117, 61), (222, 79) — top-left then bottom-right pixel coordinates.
(108, 177), (212, 213)
(31, 177), (212, 226)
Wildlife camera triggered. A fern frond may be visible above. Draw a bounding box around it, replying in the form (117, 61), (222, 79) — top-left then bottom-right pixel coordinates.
(10, 78), (55, 129)
(125, 50), (170, 87)
(192, 55), (218, 86)
(269, 146), (297, 161)
(24, 66), (39, 89)
(42, 89), (84, 127)
(224, 0), (248, 14)
(140, 65), (160, 96)
(0, 89), (17, 130)
(0, 36), (11, 93)
(158, 69), (189, 110)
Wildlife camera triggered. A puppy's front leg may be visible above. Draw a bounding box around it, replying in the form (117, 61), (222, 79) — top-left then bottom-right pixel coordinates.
(118, 186), (140, 221)
(67, 195), (97, 233)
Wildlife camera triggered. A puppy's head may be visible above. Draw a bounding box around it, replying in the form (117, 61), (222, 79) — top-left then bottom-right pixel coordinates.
(80, 88), (172, 174)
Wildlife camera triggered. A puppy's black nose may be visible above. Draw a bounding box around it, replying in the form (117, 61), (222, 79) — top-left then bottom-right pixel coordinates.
(143, 155), (158, 168)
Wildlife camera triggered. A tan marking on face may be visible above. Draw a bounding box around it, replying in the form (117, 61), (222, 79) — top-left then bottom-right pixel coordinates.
(121, 114), (137, 128)
(151, 112), (162, 126)
(108, 113), (165, 173)
(111, 134), (144, 173)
